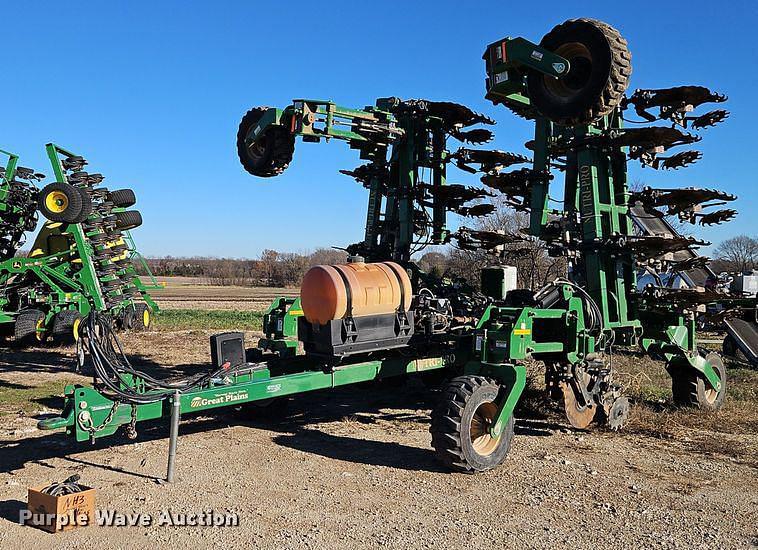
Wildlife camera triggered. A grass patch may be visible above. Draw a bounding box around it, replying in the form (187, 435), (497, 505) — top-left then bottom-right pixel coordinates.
(153, 309), (263, 331)
(0, 379), (78, 416)
(618, 354), (758, 466)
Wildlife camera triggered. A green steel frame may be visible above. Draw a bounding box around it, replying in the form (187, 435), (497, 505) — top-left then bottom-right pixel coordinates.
(477, 34), (723, 406)
(0, 144), (159, 334)
(35, 27), (723, 465)
(40, 353), (454, 442)
(254, 98), (451, 262)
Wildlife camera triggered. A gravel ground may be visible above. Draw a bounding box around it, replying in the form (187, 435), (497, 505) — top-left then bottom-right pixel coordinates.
(0, 310), (755, 548)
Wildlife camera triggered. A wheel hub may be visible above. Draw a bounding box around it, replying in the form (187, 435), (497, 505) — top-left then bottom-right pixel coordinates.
(470, 401), (500, 456)
(45, 191), (69, 214)
(544, 42), (593, 99)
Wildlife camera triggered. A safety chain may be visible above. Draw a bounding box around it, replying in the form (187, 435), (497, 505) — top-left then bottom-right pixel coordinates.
(125, 404), (138, 440)
(78, 400), (120, 444)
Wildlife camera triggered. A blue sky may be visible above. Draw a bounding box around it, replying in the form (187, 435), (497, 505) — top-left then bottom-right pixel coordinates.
(4, 1), (756, 258)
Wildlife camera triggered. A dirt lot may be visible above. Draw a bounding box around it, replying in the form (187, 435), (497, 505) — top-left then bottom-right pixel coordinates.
(0, 283), (756, 549)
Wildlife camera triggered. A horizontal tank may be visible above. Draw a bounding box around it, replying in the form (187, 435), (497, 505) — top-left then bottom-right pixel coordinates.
(300, 261), (412, 325)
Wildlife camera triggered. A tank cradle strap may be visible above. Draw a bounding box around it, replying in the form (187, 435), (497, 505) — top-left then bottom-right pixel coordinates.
(383, 262), (406, 313)
(332, 264), (354, 318)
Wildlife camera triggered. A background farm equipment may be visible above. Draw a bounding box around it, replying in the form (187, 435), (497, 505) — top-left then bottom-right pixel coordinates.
(37, 18), (742, 478)
(0, 144), (159, 346)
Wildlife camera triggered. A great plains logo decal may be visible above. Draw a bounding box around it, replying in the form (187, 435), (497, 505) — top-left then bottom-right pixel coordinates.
(190, 390), (249, 408)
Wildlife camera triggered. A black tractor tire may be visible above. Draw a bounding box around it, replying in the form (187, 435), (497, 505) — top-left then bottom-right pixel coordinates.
(430, 375), (515, 473)
(114, 210), (142, 231)
(14, 309), (46, 346)
(237, 106), (295, 177)
(120, 308), (135, 330)
(76, 187), (93, 221)
(130, 303), (151, 331)
(109, 189), (137, 208)
(671, 353), (727, 411)
(38, 182), (84, 223)
(526, 18), (632, 126)
(52, 310), (83, 344)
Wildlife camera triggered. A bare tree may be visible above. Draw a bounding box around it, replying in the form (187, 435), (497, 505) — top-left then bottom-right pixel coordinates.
(446, 201), (566, 290)
(277, 252), (309, 286)
(713, 235), (758, 272)
(308, 248), (348, 267)
(259, 249), (280, 286)
(417, 251), (448, 277)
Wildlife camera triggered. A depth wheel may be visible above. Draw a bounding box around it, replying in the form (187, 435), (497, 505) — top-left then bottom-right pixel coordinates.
(109, 188), (137, 208)
(14, 309), (46, 347)
(38, 182), (84, 223)
(76, 187), (93, 221)
(671, 353), (727, 411)
(52, 310), (83, 344)
(526, 18), (632, 126)
(131, 303), (151, 331)
(120, 308), (135, 330)
(430, 375), (514, 473)
(237, 107), (295, 177)
(114, 210), (142, 231)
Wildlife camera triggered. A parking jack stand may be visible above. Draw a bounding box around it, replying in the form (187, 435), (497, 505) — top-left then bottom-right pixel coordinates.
(166, 391), (181, 483)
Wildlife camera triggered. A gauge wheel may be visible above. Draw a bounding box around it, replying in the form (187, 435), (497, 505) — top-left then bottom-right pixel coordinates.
(76, 187), (93, 221)
(38, 182), (84, 223)
(430, 375), (514, 473)
(237, 106), (295, 177)
(130, 303), (151, 331)
(671, 353), (727, 411)
(14, 309), (47, 347)
(52, 310), (83, 344)
(114, 210), (142, 231)
(526, 18), (632, 126)
(109, 188), (137, 208)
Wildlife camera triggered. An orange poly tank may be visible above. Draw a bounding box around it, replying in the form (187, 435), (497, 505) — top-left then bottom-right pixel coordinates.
(300, 261), (412, 325)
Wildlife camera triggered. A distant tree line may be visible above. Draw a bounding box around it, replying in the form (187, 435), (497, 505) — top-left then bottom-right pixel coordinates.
(134, 206), (567, 290)
(134, 219), (757, 288)
(135, 248), (347, 287)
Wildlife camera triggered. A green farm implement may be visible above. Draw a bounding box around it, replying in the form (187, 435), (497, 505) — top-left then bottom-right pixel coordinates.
(37, 18), (737, 478)
(0, 143), (159, 346)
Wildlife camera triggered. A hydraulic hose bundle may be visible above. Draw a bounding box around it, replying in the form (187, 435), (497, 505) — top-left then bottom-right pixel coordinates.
(40, 474), (84, 496)
(83, 312), (236, 404)
(551, 278), (604, 334)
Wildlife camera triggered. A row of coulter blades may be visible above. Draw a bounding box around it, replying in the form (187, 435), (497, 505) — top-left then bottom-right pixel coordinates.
(51, 156), (145, 310)
(0, 166), (43, 260)
(337, 88), (735, 257)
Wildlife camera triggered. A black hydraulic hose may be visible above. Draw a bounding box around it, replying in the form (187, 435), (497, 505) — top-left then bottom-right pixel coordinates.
(41, 475), (84, 496)
(551, 278), (604, 335)
(81, 312), (239, 405)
